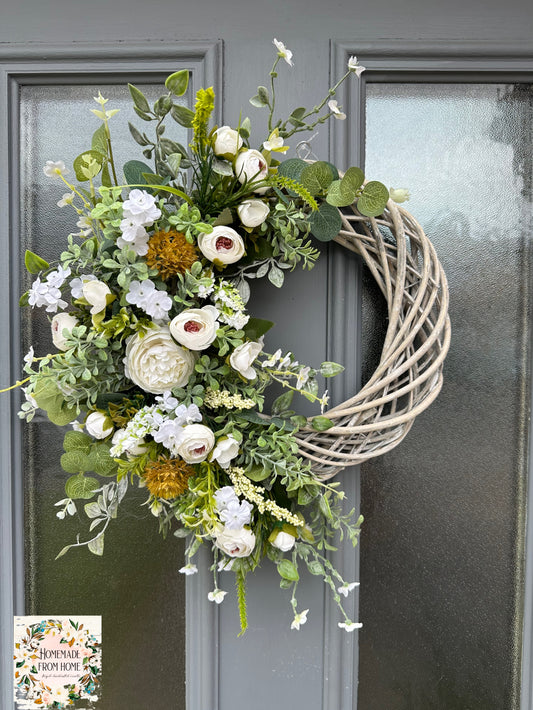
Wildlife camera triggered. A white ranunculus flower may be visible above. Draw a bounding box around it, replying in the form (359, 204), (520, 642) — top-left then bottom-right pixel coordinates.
(51, 312), (78, 350)
(235, 149), (269, 194)
(82, 279), (111, 315)
(215, 525), (256, 558)
(229, 340), (263, 380)
(124, 325), (196, 394)
(213, 126), (243, 157)
(211, 436), (240, 469)
(176, 423), (215, 463)
(271, 530), (296, 552)
(198, 226), (245, 265)
(85, 411), (113, 439)
(169, 305), (219, 351)
(237, 199), (270, 228)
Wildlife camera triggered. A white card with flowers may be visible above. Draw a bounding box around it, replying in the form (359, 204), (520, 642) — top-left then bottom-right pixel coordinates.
(13, 616), (101, 708)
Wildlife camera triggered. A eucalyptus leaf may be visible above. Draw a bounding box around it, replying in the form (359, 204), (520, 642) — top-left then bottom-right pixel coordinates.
(288, 107), (306, 126)
(278, 158), (306, 183)
(212, 159), (234, 176)
(300, 161), (334, 195)
(91, 124), (108, 156)
(245, 466), (271, 482)
(308, 202), (342, 242)
(128, 122), (149, 147)
(73, 150), (105, 182)
(243, 317), (274, 341)
(342, 166), (365, 193)
(326, 179), (356, 208)
(357, 181), (390, 217)
(272, 390), (294, 415)
(123, 160), (152, 186)
(87, 444), (118, 477)
(65, 473), (100, 500)
(268, 264), (284, 287)
(63, 431), (92, 454)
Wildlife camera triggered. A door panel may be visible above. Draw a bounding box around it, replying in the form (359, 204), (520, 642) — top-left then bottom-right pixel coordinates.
(360, 82), (532, 709)
(20, 82), (190, 708)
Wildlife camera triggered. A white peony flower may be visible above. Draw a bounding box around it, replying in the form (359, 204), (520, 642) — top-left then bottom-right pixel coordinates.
(51, 312), (78, 350)
(82, 279), (112, 315)
(237, 199), (270, 228)
(198, 226), (245, 266)
(169, 305), (219, 351)
(124, 325), (196, 394)
(210, 436), (240, 469)
(179, 563), (198, 575)
(389, 187), (410, 203)
(271, 530), (296, 552)
(328, 99), (346, 120)
(291, 609), (309, 630)
(43, 160), (69, 178)
(273, 38), (293, 66)
(85, 411), (113, 439)
(235, 149), (269, 193)
(347, 55), (366, 76)
(122, 189), (161, 225)
(230, 340), (263, 380)
(207, 589), (228, 604)
(215, 525), (256, 558)
(337, 581), (360, 597)
(213, 126), (243, 157)
(176, 423), (215, 463)
(338, 621), (363, 632)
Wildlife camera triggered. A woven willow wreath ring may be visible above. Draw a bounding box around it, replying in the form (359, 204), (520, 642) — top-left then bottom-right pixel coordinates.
(296, 198), (451, 479)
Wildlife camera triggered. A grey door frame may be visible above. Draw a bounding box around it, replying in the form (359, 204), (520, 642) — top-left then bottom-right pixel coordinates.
(330, 38), (533, 710)
(0, 39), (222, 710)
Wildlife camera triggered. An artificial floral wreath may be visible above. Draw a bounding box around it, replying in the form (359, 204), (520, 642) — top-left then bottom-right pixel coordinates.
(5, 39), (443, 637)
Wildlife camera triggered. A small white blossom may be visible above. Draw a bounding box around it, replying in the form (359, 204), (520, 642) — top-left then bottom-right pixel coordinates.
(43, 160), (69, 178)
(155, 391), (179, 412)
(263, 130), (287, 152)
(174, 403), (202, 426)
(338, 581), (360, 597)
(296, 366), (311, 390)
(117, 229), (150, 256)
(207, 589), (228, 604)
(46, 265), (71, 288)
(122, 189), (161, 225)
(23, 346), (34, 367)
(71, 420), (84, 431)
(153, 418), (185, 456)
(57, 192), (75, 207)
(179, 563), (198, 576)
(262, 349), (282, 368)
(338, 621), (363, 632)
(119, 215), (148, 242)
(217, 557), (235, 572)
(214, 486), (239, 512)
(150, 499), (163, 516)
(76, 215), (93, 236)
(328, 100), (346, 120)
(347, 56), (366, 76)
(219, 498), (253, 530)
(291, 609), (309, 630)
(273, 38), (293, 66)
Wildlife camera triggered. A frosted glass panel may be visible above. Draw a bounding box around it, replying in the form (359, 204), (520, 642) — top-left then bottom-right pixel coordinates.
(20, 83), (189, 709)
(362, 84), (531, 709)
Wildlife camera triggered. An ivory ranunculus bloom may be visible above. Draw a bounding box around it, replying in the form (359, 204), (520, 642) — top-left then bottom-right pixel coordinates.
(271, 530), (296, 552)
(213, 126), (243, 157)
(215, 525), (256, 558)
(82, 279), (111, 315)
(235, 149), (269, 193)
(237, 199), (270, 228)
(197, 226), (245, 266)
(229, 341), (263, 380)
(169, 305), (219, 351)
(176, 423), (215, 464)
(210, 436), (240, 468)
(51, 312), (78, 350)
(85, 411), (113, 439)
(124, 325), (196, 394)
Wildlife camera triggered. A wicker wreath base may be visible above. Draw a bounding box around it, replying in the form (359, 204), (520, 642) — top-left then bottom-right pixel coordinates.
(296, 199), (451, 479)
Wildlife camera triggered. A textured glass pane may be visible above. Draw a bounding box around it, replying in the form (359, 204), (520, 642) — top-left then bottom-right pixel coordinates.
(362, 83), (531, 709)
(20, 84), (189, 708)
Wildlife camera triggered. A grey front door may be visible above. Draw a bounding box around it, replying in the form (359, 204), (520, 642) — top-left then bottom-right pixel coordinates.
(1, 5), (533, 710)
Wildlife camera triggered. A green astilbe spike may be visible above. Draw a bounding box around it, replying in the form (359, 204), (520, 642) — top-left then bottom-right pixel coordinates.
(236, 569), (248, 636)
(269, 175), (319, 211)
